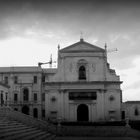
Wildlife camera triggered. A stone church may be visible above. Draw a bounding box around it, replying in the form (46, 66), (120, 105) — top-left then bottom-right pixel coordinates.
(0, 38), (122, 122)
(45, 38), (122, 122)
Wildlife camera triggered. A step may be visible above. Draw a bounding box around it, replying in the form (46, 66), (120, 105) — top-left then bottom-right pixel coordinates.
(19, 131), (48, 140)
(0, 125), (35, 134)
(0, 120), (24, 124)
(0, 119), (9, 122)
(0, 125), (26, 129)
(0, 116), (8, 118)
(3, 129), (45, 140)
(0, 119), (19, 122)
(0, 122), (20, 125)
(0, 123), (26, 128)
(0, 127), (39, 137)
(33, 133), (52, 140)
(0, 121), (22, 125)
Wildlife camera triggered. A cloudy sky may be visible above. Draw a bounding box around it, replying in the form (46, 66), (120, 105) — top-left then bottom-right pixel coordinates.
(0, 0), (140, 101)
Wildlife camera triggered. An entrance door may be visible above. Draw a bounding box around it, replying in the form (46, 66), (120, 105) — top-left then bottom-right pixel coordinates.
(33, 108), (38, 118)
(22, 105), (29, 115)
(77, 104), (89, 122)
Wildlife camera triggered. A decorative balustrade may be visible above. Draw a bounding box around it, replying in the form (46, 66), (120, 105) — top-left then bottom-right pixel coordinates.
(7, 101), (42, 106)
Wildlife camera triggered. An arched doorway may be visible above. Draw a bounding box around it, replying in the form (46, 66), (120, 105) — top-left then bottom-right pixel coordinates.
(77, 104), (89, 122)
(33, 108), (38, 118)
(22, 105), (29, 115)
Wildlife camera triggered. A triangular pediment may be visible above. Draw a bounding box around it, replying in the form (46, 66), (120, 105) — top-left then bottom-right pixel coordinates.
(60, 40), (105, 53)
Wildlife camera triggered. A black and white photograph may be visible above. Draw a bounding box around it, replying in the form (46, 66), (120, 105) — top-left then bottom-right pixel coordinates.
(0, 0), (140, 140)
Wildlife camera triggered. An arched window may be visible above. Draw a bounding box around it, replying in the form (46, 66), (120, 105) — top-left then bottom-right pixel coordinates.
(79, 66), (86, 80)
(23, 88), (29, 101)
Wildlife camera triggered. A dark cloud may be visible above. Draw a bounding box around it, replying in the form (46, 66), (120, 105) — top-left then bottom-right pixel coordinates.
(0, 0), (140, 69)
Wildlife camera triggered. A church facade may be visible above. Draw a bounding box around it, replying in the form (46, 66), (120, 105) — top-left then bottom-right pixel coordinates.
(0, 39), (122, 122)
(45, 38), (122, 122)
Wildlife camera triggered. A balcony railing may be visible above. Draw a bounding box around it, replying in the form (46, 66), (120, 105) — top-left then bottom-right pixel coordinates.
(5, 101), (42, 106)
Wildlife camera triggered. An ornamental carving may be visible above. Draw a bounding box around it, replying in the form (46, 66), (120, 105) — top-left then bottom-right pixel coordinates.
(109, 95), (115, 101)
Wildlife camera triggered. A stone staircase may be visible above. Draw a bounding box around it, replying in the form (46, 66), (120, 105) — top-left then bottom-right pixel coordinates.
(1, 107), (140, 140)
(0, 107), (56, 140)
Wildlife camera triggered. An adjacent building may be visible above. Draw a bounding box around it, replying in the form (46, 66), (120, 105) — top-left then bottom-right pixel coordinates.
(0, 67), (44, 119)
(122, 101), (140, 120)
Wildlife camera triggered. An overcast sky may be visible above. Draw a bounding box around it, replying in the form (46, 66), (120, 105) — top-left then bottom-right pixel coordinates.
(0, 0), (140, 101)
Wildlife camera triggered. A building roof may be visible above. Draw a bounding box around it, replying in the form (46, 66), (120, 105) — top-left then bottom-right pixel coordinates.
(124, 101), (140, 104)
(60, 39), (105, 53)
(0, 66), (42, 73)
(0, 66), (58, 74)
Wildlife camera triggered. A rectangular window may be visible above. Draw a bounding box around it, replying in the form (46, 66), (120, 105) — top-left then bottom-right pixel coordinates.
(14, 93), (18, 101)
(69, 92), (97, 100)
(14, 76), (18, 84)
(33, 76), (37, 84)
(1, 93), (4, 105)
(42, 93), (45, 101)
(4, 76), (8, 84)
(42, 109), (45, 118)
(34, 93), (37, 101)
(42, 75), (45, 83)
(5, 92), (8, 100)
(121, 111), (125, 120)
(134, 108), (139, 116)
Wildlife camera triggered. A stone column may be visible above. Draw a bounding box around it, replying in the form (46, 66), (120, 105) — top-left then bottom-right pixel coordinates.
(45, 90), (50, 119)
(58, 90), (64, 120)
(63, 90), (69, 120)
(99, 89), (105, 121)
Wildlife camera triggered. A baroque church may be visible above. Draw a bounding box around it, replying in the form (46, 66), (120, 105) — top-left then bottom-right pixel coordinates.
(0, 38), (122, 122)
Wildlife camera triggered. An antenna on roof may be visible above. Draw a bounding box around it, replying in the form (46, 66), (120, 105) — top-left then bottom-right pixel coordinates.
(104, 42), (118, 59)
(49, 54), (52, 68)
(38, 54), (56, 68)
(104, 42), (107, 57)
(80, 31), (84, 42)
(58, 44), (60, 51)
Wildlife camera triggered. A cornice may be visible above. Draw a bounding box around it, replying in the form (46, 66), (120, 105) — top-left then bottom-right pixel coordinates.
(44, 81), (123, 85)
